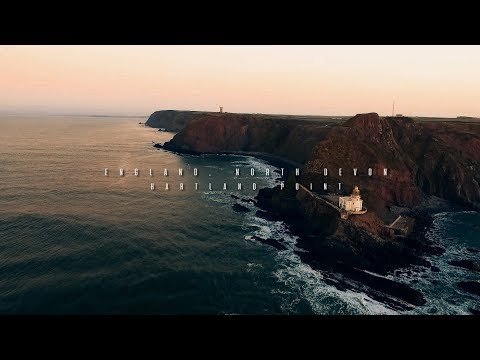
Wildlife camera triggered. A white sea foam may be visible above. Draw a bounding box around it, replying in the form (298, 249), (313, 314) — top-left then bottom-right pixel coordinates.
(391, 211), (480, 315)
(226, 156), (399, 314)
(209, 153), (407, 314)
(274, 245), (398, 315)
(242, 205), (398, 314)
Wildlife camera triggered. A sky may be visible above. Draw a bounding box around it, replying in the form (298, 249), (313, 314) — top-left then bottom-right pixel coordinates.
(0, 45), (479, 117)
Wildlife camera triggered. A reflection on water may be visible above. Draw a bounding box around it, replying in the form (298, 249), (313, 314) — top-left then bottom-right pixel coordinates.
(0, 116), (297, 314)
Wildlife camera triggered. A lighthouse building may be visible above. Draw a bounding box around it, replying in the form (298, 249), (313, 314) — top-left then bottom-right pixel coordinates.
(339, 186), (364, 212)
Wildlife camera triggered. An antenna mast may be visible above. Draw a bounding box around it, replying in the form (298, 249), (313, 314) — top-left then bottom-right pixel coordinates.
(392, 100), (395, 116)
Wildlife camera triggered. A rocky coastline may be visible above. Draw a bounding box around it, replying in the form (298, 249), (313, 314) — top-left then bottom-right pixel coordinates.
(150, 110), (480, 309)
(155, 141), (298, 176)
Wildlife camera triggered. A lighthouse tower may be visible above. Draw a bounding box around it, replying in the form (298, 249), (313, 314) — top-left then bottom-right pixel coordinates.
(352, 186), (360, 200)
(349, 186), (363, 212)
(339, 186), (364, 213)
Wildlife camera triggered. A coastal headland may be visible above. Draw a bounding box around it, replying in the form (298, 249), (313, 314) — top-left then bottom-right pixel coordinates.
(146, 110), (480, 309)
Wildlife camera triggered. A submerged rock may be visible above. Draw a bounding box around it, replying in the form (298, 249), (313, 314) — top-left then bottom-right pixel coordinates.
(431, 266), (441, 272)
(470, 308), (480, 315)
(230, 194), (240, 200)
(467, 247), (480, 253)
(249, 235), (287, 251)
(429, 246), (447, 256)
(295, 250), (426, 308)
(339, 265), (427, 307)
(458, 281), (480, 297)
(232, 203), (250, 213)
(254, 210), (282, 222)
(241, 198), (256, 204)
(449, 259), (480, 272)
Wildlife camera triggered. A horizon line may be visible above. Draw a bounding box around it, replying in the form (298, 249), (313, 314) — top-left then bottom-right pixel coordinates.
(1, 108), (478, 120)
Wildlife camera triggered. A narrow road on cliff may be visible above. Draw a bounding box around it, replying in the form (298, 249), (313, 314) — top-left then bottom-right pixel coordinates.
(298, 184), (342, 213)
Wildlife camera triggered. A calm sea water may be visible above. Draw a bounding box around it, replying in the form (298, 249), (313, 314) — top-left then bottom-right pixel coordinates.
(0, 116), (478, 314)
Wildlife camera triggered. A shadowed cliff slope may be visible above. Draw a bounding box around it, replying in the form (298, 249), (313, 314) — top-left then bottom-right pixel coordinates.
(163, 111), (480, 214)
(301, 113), (480, 216)
(145, 110), (214, 132)
(163, 112), (332, 164)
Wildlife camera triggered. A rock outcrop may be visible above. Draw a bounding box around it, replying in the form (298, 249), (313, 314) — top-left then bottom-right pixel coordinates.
(458, 281), (480, 297)
(255, 177), (431, 274)
(232, 203), (250, 213)
(248, 235), (288, 251)
(449, 259), (480, 272)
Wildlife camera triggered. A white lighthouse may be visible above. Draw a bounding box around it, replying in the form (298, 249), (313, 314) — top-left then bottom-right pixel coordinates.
(339, 186), (366, 214)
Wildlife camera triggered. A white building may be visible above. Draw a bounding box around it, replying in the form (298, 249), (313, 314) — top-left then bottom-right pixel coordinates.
(339, 186), (363, 212)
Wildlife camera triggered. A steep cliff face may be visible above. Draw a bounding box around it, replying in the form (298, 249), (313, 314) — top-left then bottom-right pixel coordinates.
(165, 113), (331, 164)
(394, 121), (480, 207)
(162, 111), (480, 212)
(145, 110), (212, 132)
(301, 114), (422, 218)
(301, 113), (480, 214)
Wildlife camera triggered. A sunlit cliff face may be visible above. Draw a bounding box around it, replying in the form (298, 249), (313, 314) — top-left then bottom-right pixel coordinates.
(1, 45), (480, 117)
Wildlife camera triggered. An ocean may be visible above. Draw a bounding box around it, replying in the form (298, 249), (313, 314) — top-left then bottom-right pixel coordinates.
(0, 115), (478, 314)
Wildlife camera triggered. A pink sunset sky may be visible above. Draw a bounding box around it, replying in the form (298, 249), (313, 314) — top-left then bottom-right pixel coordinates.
(0, 45), (479, 117)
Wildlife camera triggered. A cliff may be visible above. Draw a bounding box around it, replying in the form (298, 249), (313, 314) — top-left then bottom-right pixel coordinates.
(147, 109), (349, 133)
(145, 110), (213, 132)
(163, 111), (480, 214)
(156, 110), (480, 307)
(301, 113), (480, 217)
(161, 110), (480, 256)
(163, 112), (331, 164)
